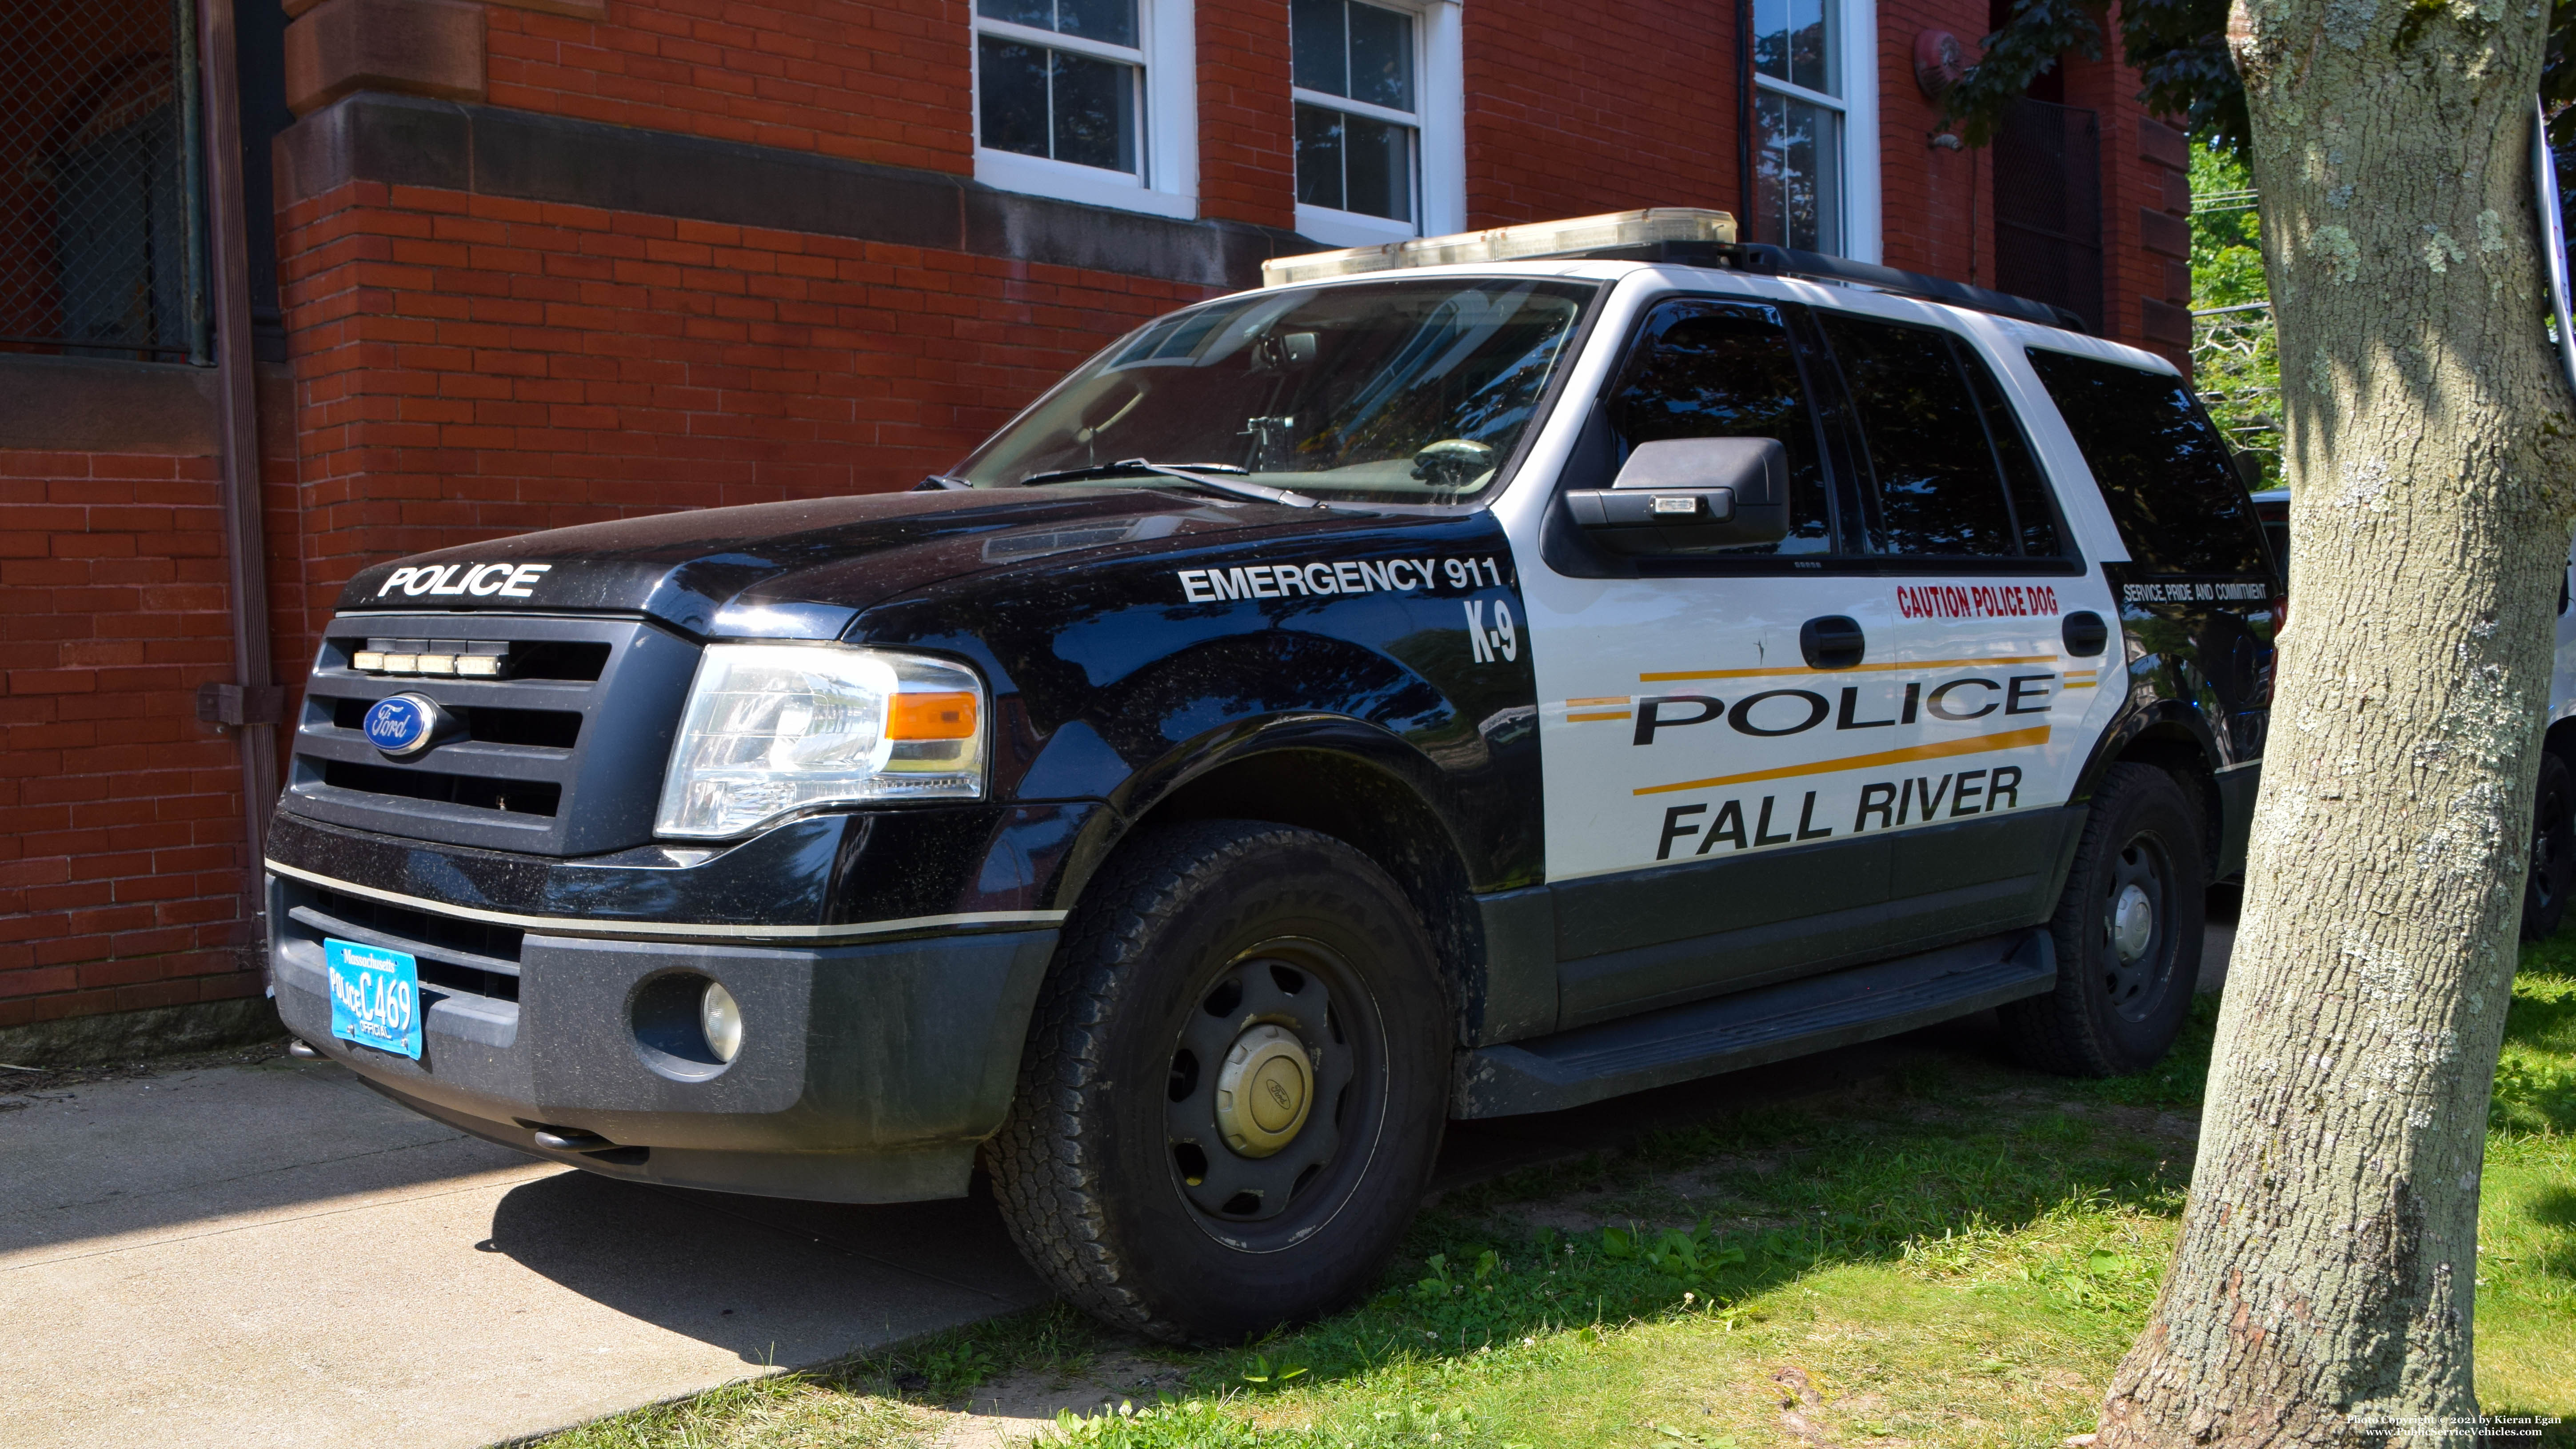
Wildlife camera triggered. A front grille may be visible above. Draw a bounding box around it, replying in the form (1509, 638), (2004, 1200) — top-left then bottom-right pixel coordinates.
(285, 614), (700, 855)
(320, 759), (563, 816)
(327, 697), (582, 750)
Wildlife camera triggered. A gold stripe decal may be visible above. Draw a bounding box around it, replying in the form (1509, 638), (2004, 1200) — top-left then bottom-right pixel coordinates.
(1640, 656), (2059, 682)
(1568, 711), (1633, 723)
(1634, 726), (2053, 796)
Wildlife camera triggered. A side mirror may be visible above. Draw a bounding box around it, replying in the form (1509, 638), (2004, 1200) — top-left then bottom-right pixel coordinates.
(2234, 452), (2265, 492)
(1562, 437), (1793, 555)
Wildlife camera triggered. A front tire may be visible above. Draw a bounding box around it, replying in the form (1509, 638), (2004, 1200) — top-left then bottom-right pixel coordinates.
(986, 820), (1451, 1343)
(2520, 750), (2573, 942)
(2001, 762), (2206, 1077)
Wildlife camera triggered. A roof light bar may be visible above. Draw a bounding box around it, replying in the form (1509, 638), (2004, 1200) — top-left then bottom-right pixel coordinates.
(1257, 207), (2084, 333)
(1261, 208), (1739, 287)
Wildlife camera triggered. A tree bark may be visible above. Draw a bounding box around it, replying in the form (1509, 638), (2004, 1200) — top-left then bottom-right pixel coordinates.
(2095, 1), (2576, 1445)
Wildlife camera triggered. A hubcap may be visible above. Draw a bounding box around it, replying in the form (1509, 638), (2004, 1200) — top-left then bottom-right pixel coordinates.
(2111, 883), (2155, 962)
(2100, 834), (2172, 1022)
(1214, 1024), (1314, 1156)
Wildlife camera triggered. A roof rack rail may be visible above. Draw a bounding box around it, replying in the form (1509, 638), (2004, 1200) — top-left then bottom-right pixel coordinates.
(1602, 240), (2087, 334)
(1259, 208), (2083, 334)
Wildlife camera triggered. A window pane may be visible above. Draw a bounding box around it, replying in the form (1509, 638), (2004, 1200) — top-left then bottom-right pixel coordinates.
(1752, 0), (1789, 81)
(1789, 0), (1831, 94)
(2025, 348), (2270, 575)
(978, 0), (1053, 29)
(1606, 300), (1836, 555)
(1755, 90), (1841, 254)
(1051, 49), (1138, 173)
(1342, 114), (1413, 221)
(1054, 0), (1137, 47)
(978, 37), (1051, 159)
(1961, 350), (2064, 556)
(1295, 103), (1346, 209)
(1819, 315), (2018, 557)
(1291, 0), (1348, 96)
(1347, 2), (1414, 111)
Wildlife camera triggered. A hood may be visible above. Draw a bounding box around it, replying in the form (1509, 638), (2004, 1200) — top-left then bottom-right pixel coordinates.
(336, 487), (1315, 638)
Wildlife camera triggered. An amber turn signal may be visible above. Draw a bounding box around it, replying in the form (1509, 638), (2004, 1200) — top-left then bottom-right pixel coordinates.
(887, 690), (980, 740)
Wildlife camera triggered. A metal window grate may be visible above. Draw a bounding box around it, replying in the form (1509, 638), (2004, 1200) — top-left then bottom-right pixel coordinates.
(2, 0), (208, 362)
(1992, 97), (2103, 337)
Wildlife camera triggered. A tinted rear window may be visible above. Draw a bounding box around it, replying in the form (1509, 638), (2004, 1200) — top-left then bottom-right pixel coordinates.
(2024, 348), (2268, 575)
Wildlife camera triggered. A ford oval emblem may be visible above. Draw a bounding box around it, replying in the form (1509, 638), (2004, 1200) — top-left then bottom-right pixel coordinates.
(363, 694), (445, 757)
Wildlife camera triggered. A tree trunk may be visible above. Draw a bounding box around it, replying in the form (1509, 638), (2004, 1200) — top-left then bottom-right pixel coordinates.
(2096, 2), (2575, 1445)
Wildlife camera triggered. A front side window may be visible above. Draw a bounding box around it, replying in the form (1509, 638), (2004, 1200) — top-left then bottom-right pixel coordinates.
(955, 278), (1597, 504)
(1292, 0), (1418, 228)
(1818, 314), (2062, 559)
(1601, 299), (1837, 555)
(1752, 0), (1846, 255)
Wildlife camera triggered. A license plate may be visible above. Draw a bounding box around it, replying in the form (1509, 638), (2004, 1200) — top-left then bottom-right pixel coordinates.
(326, 938), (423, 1059)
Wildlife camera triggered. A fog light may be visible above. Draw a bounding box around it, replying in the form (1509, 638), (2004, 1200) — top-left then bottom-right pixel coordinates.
(700, 982), (742, 1063)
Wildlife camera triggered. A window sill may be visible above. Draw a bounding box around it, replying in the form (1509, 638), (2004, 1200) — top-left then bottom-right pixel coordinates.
(1293, 203), (1420, 251)
(975, 150), (1198, 222)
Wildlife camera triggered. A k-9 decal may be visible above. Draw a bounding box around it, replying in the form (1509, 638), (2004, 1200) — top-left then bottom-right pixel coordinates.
(1465, 599), (1518, 663)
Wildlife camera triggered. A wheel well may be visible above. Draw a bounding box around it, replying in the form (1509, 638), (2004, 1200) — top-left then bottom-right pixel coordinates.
(2116, 727), (2223, 870)
(1130, 750), (1482, 1039)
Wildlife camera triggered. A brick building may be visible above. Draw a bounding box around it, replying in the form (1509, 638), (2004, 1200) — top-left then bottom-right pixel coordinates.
(0, 0), (2193, 1058)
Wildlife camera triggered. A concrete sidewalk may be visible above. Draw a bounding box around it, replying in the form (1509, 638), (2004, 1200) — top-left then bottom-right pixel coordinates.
(0, 1056), (1048, 1449)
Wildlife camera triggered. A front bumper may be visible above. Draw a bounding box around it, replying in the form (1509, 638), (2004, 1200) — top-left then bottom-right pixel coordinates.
(268, 867), (1060, 1202)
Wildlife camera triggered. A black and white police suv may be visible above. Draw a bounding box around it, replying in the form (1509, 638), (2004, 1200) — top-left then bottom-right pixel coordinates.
(267, 209), (2279, 1342)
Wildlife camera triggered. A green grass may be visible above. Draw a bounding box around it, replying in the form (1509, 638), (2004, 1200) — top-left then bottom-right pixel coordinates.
(539, 946), (2576, 1449)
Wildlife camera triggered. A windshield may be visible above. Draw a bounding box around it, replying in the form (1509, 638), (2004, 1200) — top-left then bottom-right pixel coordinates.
(954, 277), (1598, 503)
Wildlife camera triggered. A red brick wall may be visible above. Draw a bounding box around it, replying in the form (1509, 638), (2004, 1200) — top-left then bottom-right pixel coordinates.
(1198, 0), (1296, 230)
(271, 175), (1216, 672)
(483, 0), (972, 173)
(2063, 13), (2191, 371)
(0, 451), (267, 1032)
(1459, 0), (1739, 228)
(1876, 0), (1998, 291)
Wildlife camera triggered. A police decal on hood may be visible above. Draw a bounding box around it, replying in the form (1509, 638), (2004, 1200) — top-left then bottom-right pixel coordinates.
(376, 562), (554, 599)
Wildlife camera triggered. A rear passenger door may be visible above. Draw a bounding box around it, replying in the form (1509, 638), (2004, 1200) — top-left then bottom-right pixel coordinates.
(1807, 310), (2122, 948)
(1520, 295), (2119, 1026)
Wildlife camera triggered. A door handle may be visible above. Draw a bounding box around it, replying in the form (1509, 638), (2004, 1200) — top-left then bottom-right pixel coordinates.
(1800, 615), (1865, 669)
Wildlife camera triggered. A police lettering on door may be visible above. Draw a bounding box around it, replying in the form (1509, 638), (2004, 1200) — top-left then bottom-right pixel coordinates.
(1556, 659), (2101, 860)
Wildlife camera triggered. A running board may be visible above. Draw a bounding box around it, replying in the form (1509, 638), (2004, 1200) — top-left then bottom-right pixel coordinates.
(1452, 930), (2057, 1118)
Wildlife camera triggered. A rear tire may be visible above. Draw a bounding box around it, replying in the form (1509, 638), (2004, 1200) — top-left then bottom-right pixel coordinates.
(2001, 762), (2206, 1077)
(986, 820), (1451, 1344)
(2521, 750), (2574, 942)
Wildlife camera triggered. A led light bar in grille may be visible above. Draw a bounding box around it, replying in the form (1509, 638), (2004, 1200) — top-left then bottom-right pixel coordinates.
(353, 639), (509, 677)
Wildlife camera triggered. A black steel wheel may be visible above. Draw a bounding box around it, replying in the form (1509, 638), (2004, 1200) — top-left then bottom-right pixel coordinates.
(2521, 750), (2574, 942)
(1163, 937), (1381, 1240)
(987, 819), (1450, 1343)
(2001, 762), (2205, 1076)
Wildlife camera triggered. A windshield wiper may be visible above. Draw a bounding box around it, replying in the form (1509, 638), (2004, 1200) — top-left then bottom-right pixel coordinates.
(1014, 459), (1330, 510)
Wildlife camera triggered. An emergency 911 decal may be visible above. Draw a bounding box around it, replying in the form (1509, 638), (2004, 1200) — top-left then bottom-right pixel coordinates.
(1175, 555), (1507, 603)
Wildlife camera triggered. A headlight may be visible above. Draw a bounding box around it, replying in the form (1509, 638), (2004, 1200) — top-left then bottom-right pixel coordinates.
(654, 644), (987, 838)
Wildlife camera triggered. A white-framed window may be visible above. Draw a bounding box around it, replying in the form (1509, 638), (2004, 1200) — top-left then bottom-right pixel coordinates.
(1749, 0), (1878, 262)
(1289, 0), (1462, 248)
(974, 0), (1198, 220)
